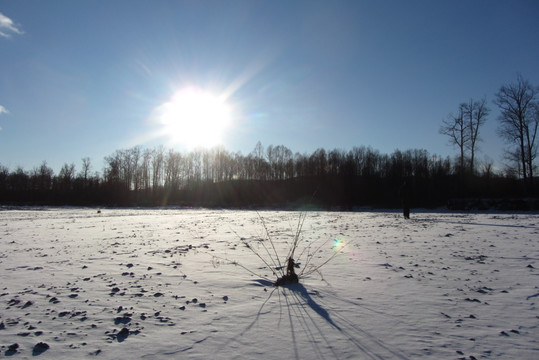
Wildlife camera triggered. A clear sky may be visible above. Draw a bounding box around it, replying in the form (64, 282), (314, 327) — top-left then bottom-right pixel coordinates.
(1, 0), (538, 174)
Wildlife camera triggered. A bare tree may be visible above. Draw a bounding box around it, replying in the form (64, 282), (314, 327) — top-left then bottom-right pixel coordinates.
(141, 149), (152, 191)
(33, 161), (54, 191)
(130, 146), (141, 192)
(440, 105), (468, 173)
(58, 163), (76, 192)
(152, 145), (165, 189)
(0, 164), (8, 190)
(495, 75), (539, 190)
(104, 151), (121, 185)
(479, 155), (494, 179)
(252, 141), (266, 180)
(165, 149), (182, 189)
(463, 98), (489, 174)
(80, 157), (91, 182)
(9, 167), (29, 193)
(59, 163), (75, 182)
(310, 148), (327, 177)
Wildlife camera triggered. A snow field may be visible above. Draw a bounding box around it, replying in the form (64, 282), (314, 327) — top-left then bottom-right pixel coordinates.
(0, 208), (537, 359)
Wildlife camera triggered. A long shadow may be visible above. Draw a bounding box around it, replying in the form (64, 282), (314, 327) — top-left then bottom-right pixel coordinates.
(283, 283), (341, 331)
(284, 283), (346, 360)
(283, 283), (409, 360)
(222, 281), (329, 359)
(224, 279), (410, 360)
(310, 293), (410, 360)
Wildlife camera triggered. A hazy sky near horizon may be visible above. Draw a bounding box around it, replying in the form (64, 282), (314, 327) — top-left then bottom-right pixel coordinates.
(1, 0), (538, 174)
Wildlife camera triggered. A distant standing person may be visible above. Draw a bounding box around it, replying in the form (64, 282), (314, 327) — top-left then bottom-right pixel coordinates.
(400, 181), (410, 219)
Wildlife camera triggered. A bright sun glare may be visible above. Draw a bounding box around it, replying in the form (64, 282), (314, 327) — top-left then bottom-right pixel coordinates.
(158, 87), (232, 148)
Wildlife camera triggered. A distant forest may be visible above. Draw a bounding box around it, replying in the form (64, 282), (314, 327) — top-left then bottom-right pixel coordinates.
(0, 143), (536, 210)
(1, 76), (538, 210)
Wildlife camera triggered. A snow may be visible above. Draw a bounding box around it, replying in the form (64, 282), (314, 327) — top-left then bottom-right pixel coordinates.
(1, 208), (538, 359)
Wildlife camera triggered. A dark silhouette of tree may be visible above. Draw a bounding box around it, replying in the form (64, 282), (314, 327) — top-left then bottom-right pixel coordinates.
(250, 141), (269, 180)
(463, 98), (489, 174)
(8, 167), (29, 201)
(310, 148), (327, 178)
(29, 161), (54, 202)
(140, 149), (152, 191)
(58, 163), (75, 182)
(440, 98), (488, 196)
(0, 137), (536, 209)
(56, 162), (75, 196)
(165, 149), (182, 190)
(80, 157), (91, 183)
(495, 75), (539, 192)
(104, 152), (121, 185)
(440, 104), (468, 174)
(130, 146), (142, 193)
(0, 164), (9, 201)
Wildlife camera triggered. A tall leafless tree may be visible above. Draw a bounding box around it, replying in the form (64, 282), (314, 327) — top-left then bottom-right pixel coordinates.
(252, 141), (267, 180)
(440, 104), (468, 173)
(141, 149), (152, 191)
(152, 145), (165, 189)
(33, 161), (54, 191)
(463, 98), (489, 174)
(494, 75), (539, 190)
(440, 98), (488, 175)
(59, 163), (75, 182)
(80, 157), (91, 182)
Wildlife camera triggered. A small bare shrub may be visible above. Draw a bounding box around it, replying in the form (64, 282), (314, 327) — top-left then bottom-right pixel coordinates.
(226, 211), (349, 286)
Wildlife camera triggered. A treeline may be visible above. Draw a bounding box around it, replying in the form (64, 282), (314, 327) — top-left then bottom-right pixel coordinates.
(0, 143), (534, 209)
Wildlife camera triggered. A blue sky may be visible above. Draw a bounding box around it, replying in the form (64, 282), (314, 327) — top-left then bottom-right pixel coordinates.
(1, 0), (538, 174)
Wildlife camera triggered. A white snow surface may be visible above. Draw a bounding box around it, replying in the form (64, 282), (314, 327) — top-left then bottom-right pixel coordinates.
(0, 208), (538, 359)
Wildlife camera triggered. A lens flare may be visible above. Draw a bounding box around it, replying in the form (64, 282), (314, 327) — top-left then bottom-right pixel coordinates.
(332, 235), (361, 262)
(332, 236), (346, 252)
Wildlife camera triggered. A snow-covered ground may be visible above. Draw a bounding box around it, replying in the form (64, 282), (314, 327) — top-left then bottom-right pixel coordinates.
(0, 208), (537, 359)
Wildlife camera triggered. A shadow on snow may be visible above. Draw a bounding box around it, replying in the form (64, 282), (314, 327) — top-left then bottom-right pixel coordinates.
(225, 280), (409, 360)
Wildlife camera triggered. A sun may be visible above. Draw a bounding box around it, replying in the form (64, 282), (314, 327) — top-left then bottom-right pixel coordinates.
(157, 87), (232, 148)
